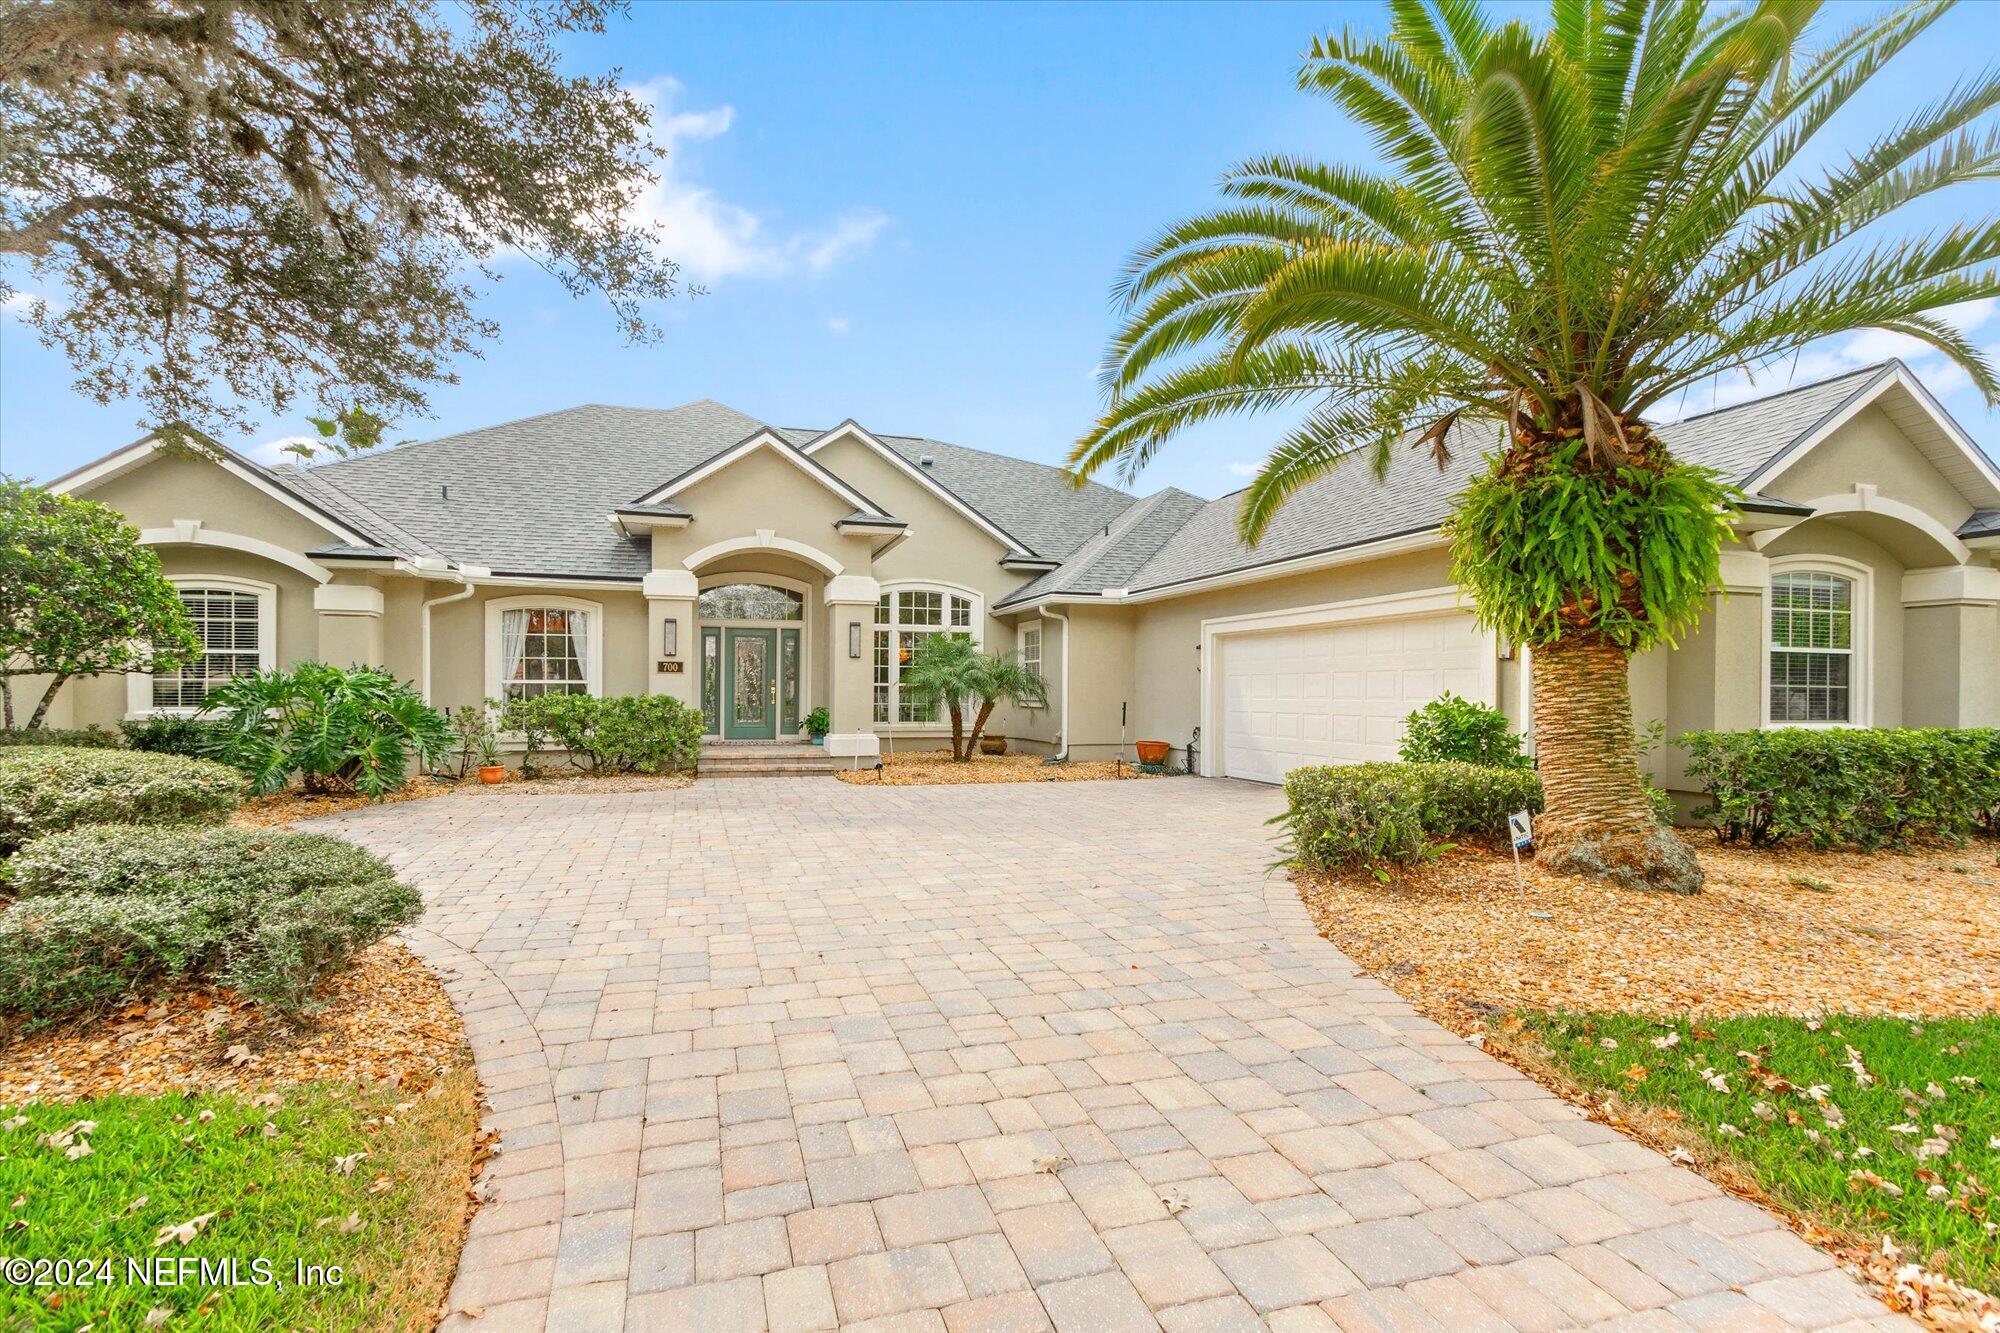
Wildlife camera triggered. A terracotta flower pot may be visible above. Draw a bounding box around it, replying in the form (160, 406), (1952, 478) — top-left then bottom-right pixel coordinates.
(478, 764), (507, 784)
(1134, 740), (1170, 766)
(979, 735), (1007, 756)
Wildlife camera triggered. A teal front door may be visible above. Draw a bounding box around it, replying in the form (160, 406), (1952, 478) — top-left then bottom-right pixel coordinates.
(722, 628), (778, 739)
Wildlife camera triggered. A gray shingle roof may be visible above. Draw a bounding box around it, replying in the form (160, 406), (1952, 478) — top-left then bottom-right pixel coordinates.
(1962, 508), (2000, 538)
(274, 402), (1139, 578)
(1005, 360), (1956, 602)
(999, 488), (1210, 605)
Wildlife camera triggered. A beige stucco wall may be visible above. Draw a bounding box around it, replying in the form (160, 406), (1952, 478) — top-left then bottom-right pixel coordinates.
(1766, 405), (1976, 532)
(83, 453), (348, 555)
(424, 583), (651, 717)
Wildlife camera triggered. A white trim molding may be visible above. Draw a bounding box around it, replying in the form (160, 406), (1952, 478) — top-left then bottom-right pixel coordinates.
(1763, 554), (1873, 729)
(138, 520), (331, 585)
(1716, 547), (1770, 594)
(312, 584), (383, 616)
(642, 569), (700, 600)
(637, 430), (889, 517)
(483, 593), (606, 702)
(823, 574), (881, 606)
(684, 530), (845, 579)
(1902, 563), (2000, 607)
(127, 574), (278, 719)
(48, 436), (369, 545)
(1196, 585), (1496, 779)
(1750, 486), (1972, 565)
(800, 421), (1032, 556)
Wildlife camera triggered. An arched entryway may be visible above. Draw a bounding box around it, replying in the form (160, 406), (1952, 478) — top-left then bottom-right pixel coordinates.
(696, 574), (811, 739)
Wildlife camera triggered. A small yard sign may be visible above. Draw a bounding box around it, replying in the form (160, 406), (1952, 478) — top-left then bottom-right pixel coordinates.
(1507, 809), (1534, 888)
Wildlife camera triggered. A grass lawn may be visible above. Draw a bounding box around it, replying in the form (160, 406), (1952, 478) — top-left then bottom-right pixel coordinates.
(1506, 1012), (1998, 1295)
(0, 1064), (477, 1331)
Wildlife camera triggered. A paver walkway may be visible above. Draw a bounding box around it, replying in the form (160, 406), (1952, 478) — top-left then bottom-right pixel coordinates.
(317, 778), (1905, 1332)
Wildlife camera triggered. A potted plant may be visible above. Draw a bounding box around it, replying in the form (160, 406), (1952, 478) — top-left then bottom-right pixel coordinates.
(804, 707), (831, 745)
(1135, 739), (1170, 766)
(979, 734), (1007, 756)
(476, 733), (507, 783)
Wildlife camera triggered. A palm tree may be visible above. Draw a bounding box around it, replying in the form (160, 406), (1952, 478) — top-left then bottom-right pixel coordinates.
(899, 635), (1048, 761)
(1071, 0), (2000, 893)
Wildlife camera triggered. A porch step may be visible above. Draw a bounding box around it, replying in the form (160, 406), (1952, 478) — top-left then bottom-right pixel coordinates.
(698, 742), (838, 778)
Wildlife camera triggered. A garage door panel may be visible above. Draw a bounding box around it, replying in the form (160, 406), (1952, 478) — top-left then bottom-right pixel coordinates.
(1215, 611), (1488, 783)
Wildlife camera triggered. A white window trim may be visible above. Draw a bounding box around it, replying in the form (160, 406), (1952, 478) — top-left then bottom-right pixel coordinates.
(126, 575), (278, 719)
(1763, 555), (1872, 729)
(484, 593), (606, 702)
(1017, 619), (1044, 712)
(874, 580), (984, 730)
(696, 573), (812, 739)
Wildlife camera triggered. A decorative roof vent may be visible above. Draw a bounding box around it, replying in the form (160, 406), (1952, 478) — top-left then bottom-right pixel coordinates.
(919, 454), (934, 468)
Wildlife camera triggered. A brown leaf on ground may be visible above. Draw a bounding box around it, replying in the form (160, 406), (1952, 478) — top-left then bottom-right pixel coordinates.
(1296, 841), (1998, 1026)
(0, 942), (466, 1104)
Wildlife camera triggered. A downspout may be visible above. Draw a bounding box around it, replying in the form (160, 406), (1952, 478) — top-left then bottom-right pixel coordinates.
(420, 573), (477, 703)
(1041, 603), (1071, 761)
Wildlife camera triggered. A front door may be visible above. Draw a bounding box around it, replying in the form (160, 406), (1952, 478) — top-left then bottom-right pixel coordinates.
(722, 628), (777, 739)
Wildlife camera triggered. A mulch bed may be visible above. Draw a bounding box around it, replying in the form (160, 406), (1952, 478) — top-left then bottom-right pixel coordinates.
(1296, 838), (1999, 1029)
(836, 748), (1164, 785)
(0, 941), (468, 1105)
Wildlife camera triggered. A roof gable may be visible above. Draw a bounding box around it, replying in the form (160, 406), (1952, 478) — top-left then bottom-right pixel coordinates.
(798, 422), (1032, 554)
(46, 433), (369, 547)
(634, 428), (891, 517)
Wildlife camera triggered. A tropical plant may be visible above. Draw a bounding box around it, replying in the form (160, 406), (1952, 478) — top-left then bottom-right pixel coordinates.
(898, 636), (1048, 762)
(198, 663), (450, 797)
(1399, 693), (1531, 768)
(804, 707), (832, 738)
(496, 693), (701, 774)
(1070, 0), (2000, 893)
(447, 701), (502, 779)
(0, 479), (200, 730)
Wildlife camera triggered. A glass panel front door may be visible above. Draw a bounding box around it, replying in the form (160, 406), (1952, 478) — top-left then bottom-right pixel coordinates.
(723, 629), (776, 739)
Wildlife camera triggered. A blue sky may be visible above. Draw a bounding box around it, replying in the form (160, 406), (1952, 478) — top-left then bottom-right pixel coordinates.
(5, 0), (2000, 496)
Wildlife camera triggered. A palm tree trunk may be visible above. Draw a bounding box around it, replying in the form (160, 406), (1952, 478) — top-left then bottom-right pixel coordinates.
(963, 700), (996, 758)
(1530, 635), (1701, 894)
(949, 701), (967, 761)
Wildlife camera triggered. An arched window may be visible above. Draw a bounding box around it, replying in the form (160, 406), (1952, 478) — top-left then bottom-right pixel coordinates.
(698, 583), (803, 621)
(144, 577), (276, 711)
(874, 584), (978, 724)
(1769, 570), (1855, 723)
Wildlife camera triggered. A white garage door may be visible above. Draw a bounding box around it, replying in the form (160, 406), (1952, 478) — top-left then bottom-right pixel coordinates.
(1216, 612), (1490, 783)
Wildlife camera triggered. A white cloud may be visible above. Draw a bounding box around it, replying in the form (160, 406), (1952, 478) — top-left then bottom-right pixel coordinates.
(1662, 299), (2000, 420)
(1, 286), (66, 320)
(241, 435), (321, 465)
(624, 79), (888, 284)
(825, 315), (851, 335)
(1224, 460), (1263, 477)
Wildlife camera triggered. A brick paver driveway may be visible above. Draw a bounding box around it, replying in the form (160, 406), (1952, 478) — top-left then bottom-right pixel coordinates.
(317, 777), (1902, 1332)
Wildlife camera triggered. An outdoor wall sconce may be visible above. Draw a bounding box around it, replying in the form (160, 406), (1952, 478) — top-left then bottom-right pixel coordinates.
(663, 617), (679, 657)
(849, 621), (863, 659)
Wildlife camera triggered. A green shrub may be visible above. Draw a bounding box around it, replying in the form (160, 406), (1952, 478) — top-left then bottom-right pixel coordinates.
(119, 714), (225, 758)
(0, 726), (123, 749)
(1398, 694), (1531, 768)
(0, 826), (420, 1020)
(1681, 727), (2000, 849)
(1280, 761), (1545, 872)
(0, 747), (240, 854)
(199, 663), (450, 797)
(500, 693), (701, 774)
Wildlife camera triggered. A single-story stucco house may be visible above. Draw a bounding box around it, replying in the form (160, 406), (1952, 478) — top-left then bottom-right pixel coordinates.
(36, 357), (2000, 794)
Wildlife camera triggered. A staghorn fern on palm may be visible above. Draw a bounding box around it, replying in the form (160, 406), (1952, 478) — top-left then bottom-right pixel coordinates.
(198, 663), (451, 797)
(1070, 0), (2000, 893)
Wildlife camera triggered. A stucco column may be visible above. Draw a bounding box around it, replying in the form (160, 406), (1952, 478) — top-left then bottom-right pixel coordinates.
(642, 570), (700, 708)
(313, 579), (385, 669)
(823, 574), (881, 760)
(1902, 565), (2000, 726)
(1662, 548), (1767, 792)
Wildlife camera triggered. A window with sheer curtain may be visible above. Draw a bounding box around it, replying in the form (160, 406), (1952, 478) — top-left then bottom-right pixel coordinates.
(873, 586), (976, 724)
(499, 607), (591, 699)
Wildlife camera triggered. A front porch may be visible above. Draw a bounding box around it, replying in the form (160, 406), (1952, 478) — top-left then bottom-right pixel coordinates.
(696, 740), (839, 778)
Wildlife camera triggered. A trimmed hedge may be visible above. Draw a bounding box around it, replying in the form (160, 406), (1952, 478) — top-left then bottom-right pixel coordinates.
(1398, 694), (1531, 769)
(0, 826), (420, 1019)
(1281, 761), (1544, 872)
(119, 714), (226, 759)
(500, 693), (702, 774)
(0, 726), (123, 749)
(0, 747), (241, 854)
(1682, 727), (2000, 849)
